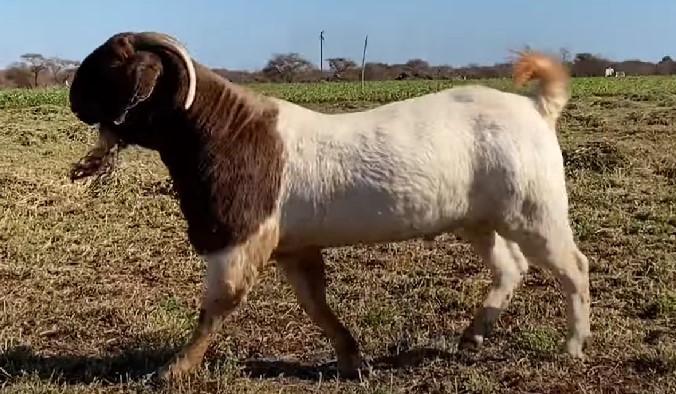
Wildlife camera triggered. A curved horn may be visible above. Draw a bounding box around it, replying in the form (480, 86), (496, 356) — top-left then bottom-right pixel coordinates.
(131, 32), (196, 110)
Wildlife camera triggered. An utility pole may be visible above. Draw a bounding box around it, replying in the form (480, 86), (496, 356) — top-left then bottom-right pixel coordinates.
(361, 34), (368, 90)
(320, 30), (325, 71)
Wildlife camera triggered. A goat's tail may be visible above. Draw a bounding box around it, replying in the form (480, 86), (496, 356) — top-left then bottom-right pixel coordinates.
(513, 51), (570, 130)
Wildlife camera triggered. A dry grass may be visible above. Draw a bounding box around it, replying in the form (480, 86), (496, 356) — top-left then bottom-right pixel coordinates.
(1, 93), (675, 394)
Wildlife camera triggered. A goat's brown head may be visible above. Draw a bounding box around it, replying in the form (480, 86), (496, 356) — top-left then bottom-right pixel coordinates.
(69, 31), (196, 131)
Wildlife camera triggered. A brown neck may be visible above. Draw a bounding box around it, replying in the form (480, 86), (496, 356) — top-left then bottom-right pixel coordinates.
(185, 63), (278, 136)
(154, 64), (285, 255)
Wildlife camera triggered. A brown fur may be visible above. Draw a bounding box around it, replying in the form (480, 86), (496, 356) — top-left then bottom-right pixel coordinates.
(512, 50), (570, 92)
(159, 63), (284, 253)
(512, 50), (570, 129)
(69, 33), (286, 255)
(69, 32), (290, 382)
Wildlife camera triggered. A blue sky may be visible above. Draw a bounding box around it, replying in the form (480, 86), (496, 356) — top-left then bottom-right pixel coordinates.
(1, 0), (674, 70)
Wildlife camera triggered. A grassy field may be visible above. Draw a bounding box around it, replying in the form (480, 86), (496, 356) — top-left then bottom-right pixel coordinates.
(0, 77), (675, 393)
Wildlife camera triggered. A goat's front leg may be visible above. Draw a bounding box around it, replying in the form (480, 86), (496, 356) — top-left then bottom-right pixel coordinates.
(70, 126), (122, 181)
(276, 248), (363, 379)
(158, 219), (279, 381)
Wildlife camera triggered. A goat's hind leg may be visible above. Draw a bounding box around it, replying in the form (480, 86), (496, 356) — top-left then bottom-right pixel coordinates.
(506, 221), (591, 358)
(276, 248), (363, 379)
(459, 230), (529, 351)
(157, 221), (279, 381)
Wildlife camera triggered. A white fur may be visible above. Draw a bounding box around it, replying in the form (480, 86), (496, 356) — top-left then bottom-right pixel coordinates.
(273, 85), (568, 251)
(268, 80), (590, 357)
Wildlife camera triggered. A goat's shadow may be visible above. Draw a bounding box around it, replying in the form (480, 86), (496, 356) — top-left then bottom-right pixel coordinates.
(241, 346), (471, 381)
(0, 335), (483, 386)
(0, 339), (179, 386)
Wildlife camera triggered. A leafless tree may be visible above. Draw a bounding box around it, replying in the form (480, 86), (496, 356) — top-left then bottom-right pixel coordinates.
(326, 57), (357, 80)
(19, 53), (48, 87)
(4, 64), (33, 88)
(559, 47), (571, 63)
(404, 58), (432, 79)
(47, 57), (80, 85)
(263, 53), (315, 82)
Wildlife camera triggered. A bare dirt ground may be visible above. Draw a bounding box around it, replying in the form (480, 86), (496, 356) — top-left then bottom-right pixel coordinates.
(0, 93), (675, 393)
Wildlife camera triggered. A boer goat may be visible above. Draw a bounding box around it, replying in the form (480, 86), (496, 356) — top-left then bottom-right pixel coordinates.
(68, 32), (591, 381)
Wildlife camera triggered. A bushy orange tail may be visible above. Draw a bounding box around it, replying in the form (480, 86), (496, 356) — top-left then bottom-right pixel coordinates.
(513, 51), (570, 130)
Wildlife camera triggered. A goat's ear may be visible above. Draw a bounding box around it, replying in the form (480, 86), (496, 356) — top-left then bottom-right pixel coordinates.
(114, 52), (162, 125)
(129, 53), (162, 101)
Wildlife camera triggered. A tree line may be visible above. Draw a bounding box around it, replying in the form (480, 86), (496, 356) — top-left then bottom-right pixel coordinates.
(2, 49), (676, 88)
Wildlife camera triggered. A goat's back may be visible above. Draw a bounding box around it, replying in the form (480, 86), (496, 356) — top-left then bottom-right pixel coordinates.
(274, 85), (568, 250)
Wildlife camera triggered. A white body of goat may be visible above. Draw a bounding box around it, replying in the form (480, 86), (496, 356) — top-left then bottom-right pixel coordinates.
(275, 85), (566, 250)
(262, 54), (590, 368)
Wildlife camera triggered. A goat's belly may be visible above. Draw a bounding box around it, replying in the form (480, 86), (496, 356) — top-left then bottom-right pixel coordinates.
(277, 191), (469, 250)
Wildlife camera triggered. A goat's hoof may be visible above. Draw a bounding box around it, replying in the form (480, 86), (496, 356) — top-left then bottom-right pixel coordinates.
(155, 357), (195, 383)
(70, 160), (102, 181)
(458, 332), (483, 352)
(567, 349), (587, 361)
(141, 370), (170, 389)
(337, 353), (366, 380)
(155, 365), (175, 383)
(565, 335), (591, 360)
